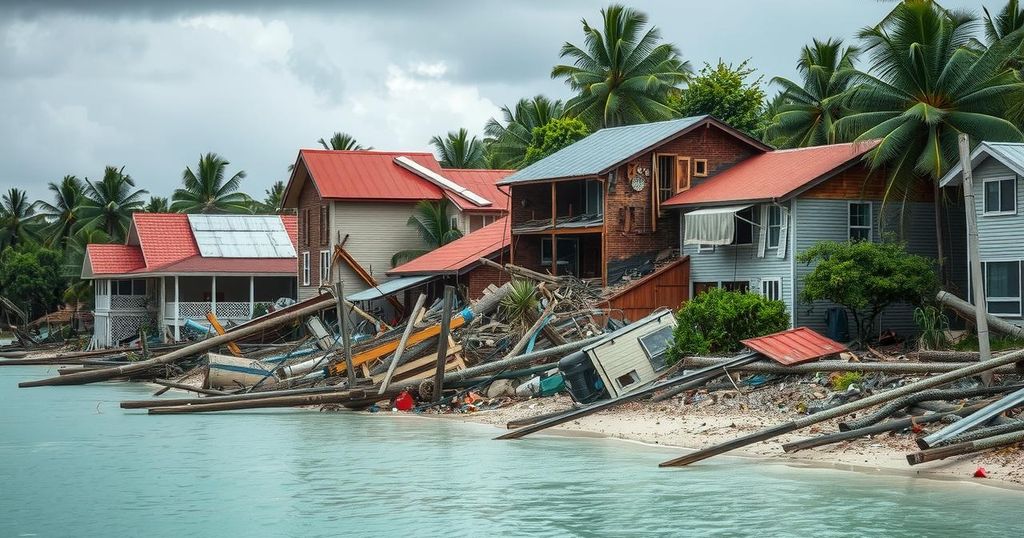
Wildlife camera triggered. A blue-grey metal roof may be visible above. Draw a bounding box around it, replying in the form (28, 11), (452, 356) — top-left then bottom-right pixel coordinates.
(939, 142), (1024, 187)
(346, 275), (433, 302)
(498, 116), (709, 185)
(188, 214), (296, 258)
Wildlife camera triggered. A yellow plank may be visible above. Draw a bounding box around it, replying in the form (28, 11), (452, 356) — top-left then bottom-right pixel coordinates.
(206, 312), (242, 357)
(328, 314), (467, 376)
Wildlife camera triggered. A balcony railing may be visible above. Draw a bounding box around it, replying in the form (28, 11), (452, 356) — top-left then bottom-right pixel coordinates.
(163, 301), (275, 321)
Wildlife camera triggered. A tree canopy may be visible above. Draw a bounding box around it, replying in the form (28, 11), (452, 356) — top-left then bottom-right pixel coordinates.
(391, 199), (463, 266)
(522, 117), (590, 166)
(171, 153), (251, 214)
(430, 128), (487, 168)
(484, 95), (565, 168)
(670, 60), (768, 137)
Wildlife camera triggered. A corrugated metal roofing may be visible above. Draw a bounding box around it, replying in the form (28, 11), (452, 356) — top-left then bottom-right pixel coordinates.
(663, 141), (879, 207)
(498, 116), (709, 184)
(742, 327), (847, 366)
(300, 150), (446, 201)
(346, 275), (433, 301)
(188, 214), (296, 258)
(388, 217), (510, 276)
(939, 142), (1024, 187)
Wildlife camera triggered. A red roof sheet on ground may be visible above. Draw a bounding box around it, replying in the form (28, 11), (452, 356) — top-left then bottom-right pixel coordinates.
(663, 141), (879, 207)
(742, 327), (847, 366)
(300, 150), (446, 201)
(443, 169), (513, 211)
(388, 217), (510, 276)
(85, 244), (146, 275)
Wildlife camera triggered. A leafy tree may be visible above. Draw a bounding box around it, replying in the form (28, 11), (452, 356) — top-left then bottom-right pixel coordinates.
(144, 196), (170, 213)
(798, 240), (939, 345)
(77, 166), (147, 241)
(0, 244), (66, 319)
(666, 287), (789, 364)
(64, 228), (111, 279)
(257, 180), (286, 214)
(171, 153), (250, 214)
(35, 175), (84, 248)
(0, 187), (39, 249)
(391, 199), (463, 266)
(318, 132), (371, 151)
(522, 117), (590, 166)
(430, 128), (487, 168)
(552, 4), (691, 129)
(670, 60), (768, 137)
(484, 95), (565, 169)
(766, 38), (861, 148)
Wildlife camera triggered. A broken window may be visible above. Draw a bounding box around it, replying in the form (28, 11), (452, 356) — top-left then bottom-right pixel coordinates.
(639, 325), (674, 371)
(657, 155), (675, 202)
(615, 370), (641, 389)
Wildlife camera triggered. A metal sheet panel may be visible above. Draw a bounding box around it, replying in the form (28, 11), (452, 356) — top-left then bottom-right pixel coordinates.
(741, 327), (846, 366)
(345, 275), (432, 302)
(188, 214), (296, 259)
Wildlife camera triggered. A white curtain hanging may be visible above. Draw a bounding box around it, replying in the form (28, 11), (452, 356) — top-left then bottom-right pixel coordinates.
(683, 205), (752, 246)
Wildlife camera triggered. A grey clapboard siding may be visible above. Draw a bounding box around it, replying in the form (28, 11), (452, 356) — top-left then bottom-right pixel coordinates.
(682, 201), (793, 316)
(969, 158), (1024, 321)
(330, 201), (431, 294)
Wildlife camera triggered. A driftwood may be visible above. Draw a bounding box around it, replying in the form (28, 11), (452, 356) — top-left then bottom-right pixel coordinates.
(907, 429), (1024, 465)
(659, 347), (1024, 467)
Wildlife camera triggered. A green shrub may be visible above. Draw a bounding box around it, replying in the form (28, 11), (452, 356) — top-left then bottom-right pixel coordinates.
(831, 372), (863, 391)
(666, 287), (789, 364)
(913, 305), (949, 350)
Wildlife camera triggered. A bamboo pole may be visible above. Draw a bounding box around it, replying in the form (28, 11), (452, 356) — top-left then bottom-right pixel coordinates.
(660, 347), (1024, 467)
(379, 293), (427, 395)
(906, 429), (1024, 465)
(20, 297), (340, 388)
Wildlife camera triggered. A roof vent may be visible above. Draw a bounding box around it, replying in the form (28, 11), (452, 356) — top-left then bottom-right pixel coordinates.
(393, 156), (492, 207)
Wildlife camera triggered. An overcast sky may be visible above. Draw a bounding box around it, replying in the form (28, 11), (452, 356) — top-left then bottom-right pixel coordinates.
(0, 0), (1005, 202)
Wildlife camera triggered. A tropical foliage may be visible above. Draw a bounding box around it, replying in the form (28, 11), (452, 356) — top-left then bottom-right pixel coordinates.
(0, 244), (66, 318)
(77, 166), (147, 241)
(430, 128), (487, 168)
(484, 95), (565, 168)
(766, 38), (860, 148)
(670, 60), (768, 136)
(35, 176), (85, 248)
(522, 117), (590, 166)
(0, 188), (38, 249)
(171, 153), (251, 214)
(666, 287), (789, 364)
(391, 199), (463, 266)
(551, 4), (690, 129)
(318, 132), (371, 151)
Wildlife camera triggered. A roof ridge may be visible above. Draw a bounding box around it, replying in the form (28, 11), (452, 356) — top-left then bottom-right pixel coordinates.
(594, 115), (708, 134)
(299, 149), (435, 156)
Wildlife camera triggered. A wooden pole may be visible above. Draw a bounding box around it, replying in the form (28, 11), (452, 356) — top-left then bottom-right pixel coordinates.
(334, 280), (356, 387)
(379, 293), (427, 395)
(149, 389), (365, 414)
(907, 429), (1024, 465)
(152, 378), (230, 397)
(659, 346), (1024, 467)
(958, 133), (993, 386)
(432, 286), (455, 402)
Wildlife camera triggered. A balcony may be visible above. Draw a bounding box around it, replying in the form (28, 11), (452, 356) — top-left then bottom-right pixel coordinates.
(163, 301), (276, 322)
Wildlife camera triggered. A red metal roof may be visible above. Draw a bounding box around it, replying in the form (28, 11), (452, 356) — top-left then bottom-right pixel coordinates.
(443, 169), (513, 212)
(662, 141), (879, 207)
(300, 150), (446, 201)
(85, 244), (146, 275)
(742, 327), (847, 366)
(84, 213), (298, 277)
(387, 217), (510, 276)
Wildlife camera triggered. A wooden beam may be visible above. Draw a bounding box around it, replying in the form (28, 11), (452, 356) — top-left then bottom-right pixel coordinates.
(432, 286), (455, 402)
(333, 244), (404, 316)
(205, 312), (242, 357)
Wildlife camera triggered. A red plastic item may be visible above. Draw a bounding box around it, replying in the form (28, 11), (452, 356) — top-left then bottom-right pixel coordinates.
(973, 467), (988, 478)
(394, 391), (414, 411)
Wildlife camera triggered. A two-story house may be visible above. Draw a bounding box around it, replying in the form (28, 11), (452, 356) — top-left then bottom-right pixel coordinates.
(940, 142), (1024, 324)
(281, 149), (512, 306)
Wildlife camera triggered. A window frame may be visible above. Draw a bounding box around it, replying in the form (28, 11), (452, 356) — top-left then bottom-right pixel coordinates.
(301, 252), (311, 286)
(983, 260), (1022, 317)
(693, 159), (708, 177)
(982, 176), (1017, 216)
(318, 250), (331, 284)
(655, 154), (676, 203)
(449, 215), (459, 231)
(696, 244), (715, 253)
(760, 278), (782, 302)
(848, 202), (872, 242)
(319, 204), (329, 246)
(766, 205), (782, 249)
(733, 207), (754, 245)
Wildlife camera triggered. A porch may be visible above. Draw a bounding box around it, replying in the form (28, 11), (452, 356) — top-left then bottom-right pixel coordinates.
(161, 276), (295, 340)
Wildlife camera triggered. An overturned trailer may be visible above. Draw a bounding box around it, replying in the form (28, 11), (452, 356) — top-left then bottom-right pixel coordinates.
(559, 308), (675, 403)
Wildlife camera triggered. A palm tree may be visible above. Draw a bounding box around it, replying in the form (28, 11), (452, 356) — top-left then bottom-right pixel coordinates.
(484, 95), (565, 168)
(35, 175), (84, 248)
(318, 132), (371, 151)
(0, 188), (38, 248)
(984, 0), (1024, 43)
(144, 196), (169, 213)
(77, 166), (148, 241)
(391, 200), (463, 266)
(171, 153), (250, 214)
(837, 0), (1024, 281)
(263, 180), (285, 212)
(551, 4), (691, 129)
(766, 38), (860, 148)
(430, 128), (487, 168)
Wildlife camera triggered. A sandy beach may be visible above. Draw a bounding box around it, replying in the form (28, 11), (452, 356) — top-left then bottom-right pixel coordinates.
(446, 392), (1024, 490)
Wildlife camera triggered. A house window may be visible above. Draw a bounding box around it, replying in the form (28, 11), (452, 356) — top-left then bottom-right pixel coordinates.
(849, 202), (872, 241)
(694, 159), (708, 177)
(767, 206), (782, 249)
(639, 325), (674, 371)
(301, 252), (310, 286)
(984, 261), (1021, 316)
(585, 180), (603, 215)
(760, 278), (782, 302)
(319, 205), (329, 245)
(301, 208), (311, 246)
(983, 177), (1016, 215)
(112, 279), (146, 295)
(734, 207), (753, 245)
(697, 244), (715, 253)
(693, 282), (718, 296)
(656, 155), (675, 202)
(722, 281), (750, 293)
(468, 214), (497, 232)
(449, 215), (459, 231)
(319, 250), (331, 284)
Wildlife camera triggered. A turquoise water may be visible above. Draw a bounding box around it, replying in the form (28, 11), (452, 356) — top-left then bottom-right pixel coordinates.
(1, 366), (1022, 537)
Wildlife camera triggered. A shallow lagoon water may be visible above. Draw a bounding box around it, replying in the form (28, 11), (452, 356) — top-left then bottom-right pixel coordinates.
(1, 366), (1022, 537)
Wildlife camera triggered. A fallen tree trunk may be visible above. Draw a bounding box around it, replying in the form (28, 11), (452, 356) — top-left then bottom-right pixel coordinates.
(932, 420), (1024, 448)
(680, 357), (1020, 375)
(838, 384), (1024, 431)
(660, 347), (1024, 467)
(938, 290), (1024, 339)
(907, 429), (1024, 465)
(149, 389), (366, 414)
(21, 297), (340, 388)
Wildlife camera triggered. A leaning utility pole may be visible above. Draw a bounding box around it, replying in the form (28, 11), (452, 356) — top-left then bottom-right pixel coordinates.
(958, 133), (992, 386)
